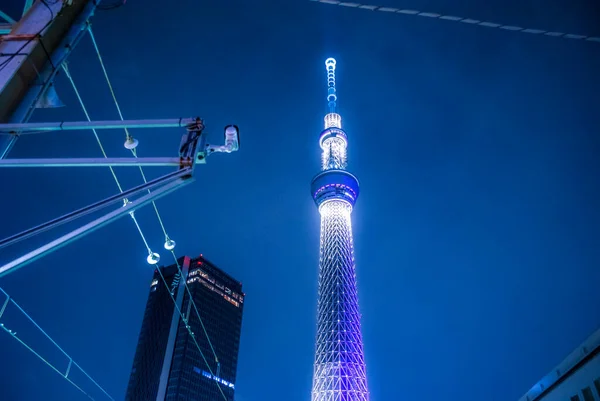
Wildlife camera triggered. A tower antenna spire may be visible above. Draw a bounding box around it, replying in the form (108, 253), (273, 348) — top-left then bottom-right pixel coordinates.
(325, 58), (337, 113)
(310, 58), (369, 401)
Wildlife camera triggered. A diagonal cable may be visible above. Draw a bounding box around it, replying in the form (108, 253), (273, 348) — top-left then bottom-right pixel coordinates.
(128, 209), (152, 254)
(61, 64), (123, 193)
(147, 264), (228, 401)
(62, 63), (153, 255)
(87, 27), (222, 367)
(0, 287), (115, 401)
(168, 251), (220, 363)
(47, 63), (223, 392)
(309, 0), (600, 43)
(87, 27), (170, 241)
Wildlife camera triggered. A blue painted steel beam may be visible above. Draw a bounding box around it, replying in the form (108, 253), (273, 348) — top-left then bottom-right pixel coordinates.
(0, 0), (97, 159)
(0, 118), (201, 133)
(0, 157), (186, 168)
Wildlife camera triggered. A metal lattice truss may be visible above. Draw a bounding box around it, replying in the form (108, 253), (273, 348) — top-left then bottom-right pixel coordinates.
(321, 137), (348, 171)
(312, 200), (369, 401)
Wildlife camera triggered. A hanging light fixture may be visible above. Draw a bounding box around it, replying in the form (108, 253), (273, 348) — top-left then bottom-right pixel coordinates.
(124, 136), (139, 150)
(147, 252), (160, 265)
(164, 238), (176, 250)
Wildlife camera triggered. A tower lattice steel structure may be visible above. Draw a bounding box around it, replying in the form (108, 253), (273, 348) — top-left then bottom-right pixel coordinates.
(310, 58), (369, 401)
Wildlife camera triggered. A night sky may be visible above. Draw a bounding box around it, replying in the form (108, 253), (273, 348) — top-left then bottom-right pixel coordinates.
(1, 0), (600, 400)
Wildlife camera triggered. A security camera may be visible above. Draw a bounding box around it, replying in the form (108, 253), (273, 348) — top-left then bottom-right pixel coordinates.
(201, 124), (240, 159)
(224, 125), (240, 152)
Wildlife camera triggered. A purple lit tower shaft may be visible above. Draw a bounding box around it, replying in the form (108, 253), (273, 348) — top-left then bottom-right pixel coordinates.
(310, 59), (369, 401)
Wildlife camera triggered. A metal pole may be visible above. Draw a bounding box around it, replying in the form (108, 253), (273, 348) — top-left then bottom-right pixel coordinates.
(0, 157), (189, 168)
(0, 168), (191, 250)
(0, 118), (200, 134)
(0, 0), (97, 158)
(0, 176), (194, 278)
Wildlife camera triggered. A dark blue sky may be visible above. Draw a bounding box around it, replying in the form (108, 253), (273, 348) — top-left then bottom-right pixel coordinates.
(1, 0), (600, 400)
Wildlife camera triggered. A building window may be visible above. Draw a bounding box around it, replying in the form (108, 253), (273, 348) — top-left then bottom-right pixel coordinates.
(583, 387), (596, 401)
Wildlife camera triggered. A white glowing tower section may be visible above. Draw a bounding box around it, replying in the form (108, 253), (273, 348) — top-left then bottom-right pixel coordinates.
(310, 58), (369, 401)
(321, 59), (346, 171)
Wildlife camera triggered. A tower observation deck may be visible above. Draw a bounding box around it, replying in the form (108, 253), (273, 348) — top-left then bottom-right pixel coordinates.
(310, 58), (370, 401)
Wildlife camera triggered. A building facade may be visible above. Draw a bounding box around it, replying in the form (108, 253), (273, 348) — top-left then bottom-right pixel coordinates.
(518, 327), (600, 401)
(309, 58), (370, 401)
(126, 255), (244, 401)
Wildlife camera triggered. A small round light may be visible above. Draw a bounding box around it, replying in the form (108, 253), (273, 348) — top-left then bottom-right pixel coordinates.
(147, 252), (160, 265)
(164, 239), (176, 250)
(124, 136), (139, 150)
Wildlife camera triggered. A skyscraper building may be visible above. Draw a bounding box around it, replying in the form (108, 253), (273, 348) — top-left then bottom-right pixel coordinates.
(310, 58), (370, 401)
(126, 255), (244, 401)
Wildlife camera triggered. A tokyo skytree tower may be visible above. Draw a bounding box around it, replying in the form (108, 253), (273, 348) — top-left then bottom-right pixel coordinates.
(310, 58), (369, 401)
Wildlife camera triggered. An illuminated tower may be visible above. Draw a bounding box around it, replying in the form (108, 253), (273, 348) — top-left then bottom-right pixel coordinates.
(310, 58), (369, 401)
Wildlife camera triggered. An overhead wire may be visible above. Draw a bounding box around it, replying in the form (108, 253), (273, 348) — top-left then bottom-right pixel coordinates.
(61, 64), (124, 193)
(168, 253), (221, 364)
(87, 27), (172, 251)
(1, 2), (176, 398)
(128, 208), (152, 254)
(83, 26), (226, 397)
(63, 62), (155, 256)
(63, 60), (226, 400)
(150, 260), (228, 401)
(3, 1), (221, 398)
(86, 26), (222, 368)
(63, 61), (155, 284)
(0, 287), (115, 401)
(4, 0), (594, 396)
(309, 0), (600, 44)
